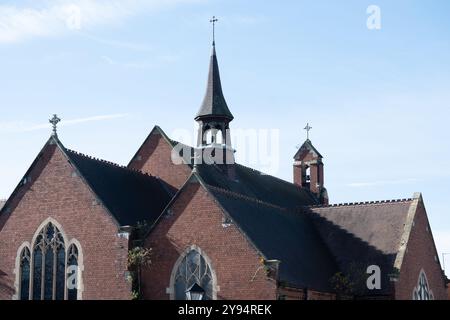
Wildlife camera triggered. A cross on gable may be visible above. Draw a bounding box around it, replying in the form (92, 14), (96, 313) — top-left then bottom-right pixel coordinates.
(49, 114), (61, 136)
(304, 123), (312, 140)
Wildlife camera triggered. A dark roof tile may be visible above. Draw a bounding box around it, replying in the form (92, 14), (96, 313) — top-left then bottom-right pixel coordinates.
(305, 200), (413, 295)
(206, 185), (339, 291)
(195, 45), (234, 121)
(196, 163), (319, 209)
(65, 149), (175, 226)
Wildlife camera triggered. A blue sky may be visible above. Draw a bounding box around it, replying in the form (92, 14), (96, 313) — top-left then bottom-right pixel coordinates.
(1, 0), (450, 274)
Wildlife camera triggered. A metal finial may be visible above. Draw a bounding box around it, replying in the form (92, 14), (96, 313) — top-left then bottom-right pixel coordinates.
(49, 114), (61, 136)
(304, 123), (312, 140)
(210, 16), (218, 45)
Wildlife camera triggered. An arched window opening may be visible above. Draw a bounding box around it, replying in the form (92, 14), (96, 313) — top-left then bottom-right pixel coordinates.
(215, 129), (223, 145)
(16, 220), (83, 300)
(173, 249), (214, 300)
(412, 271), (434, 300)
(303, 166), (311, 188)
(19, 247), (31, 300)
(205, 130), (213, 145)
(32, 222), (65, 300)
(67, 244), (79, 300)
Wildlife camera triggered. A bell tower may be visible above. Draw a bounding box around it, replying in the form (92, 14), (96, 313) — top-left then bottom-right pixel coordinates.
(195, 18), (235, 167)
(293, 124), (328, 205)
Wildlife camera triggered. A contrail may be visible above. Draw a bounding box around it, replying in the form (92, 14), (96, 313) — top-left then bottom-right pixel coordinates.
(0, 114), (129, 133)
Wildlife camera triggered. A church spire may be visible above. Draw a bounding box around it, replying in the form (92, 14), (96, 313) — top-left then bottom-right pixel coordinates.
(195, 20), (233, 121)
(194, 17), (235, 168)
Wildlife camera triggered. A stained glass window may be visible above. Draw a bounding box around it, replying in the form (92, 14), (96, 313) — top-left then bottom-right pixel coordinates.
(32, 242), (42, 300)
(55, 246), (66, 300)
(31, 222), (65, 300)
(67, 244), (79, 300)
(17, 221), (82, 300)
(19, 247), (31, 300)
(174, 249), (213, 300)
(412, 271), (434, 300)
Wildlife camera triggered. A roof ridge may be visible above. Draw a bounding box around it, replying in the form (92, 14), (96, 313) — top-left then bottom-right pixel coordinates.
(234, 163), (319, 203)
(235, 163), (300, 188)
(308, 198), (414, 209)
(65, 148), (158, 180)
(205, 184), (288, 211)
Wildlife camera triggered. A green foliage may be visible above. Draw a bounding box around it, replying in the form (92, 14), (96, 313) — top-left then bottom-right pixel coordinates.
(128, 247), (152, 269)
(330, 262), (372, 299)
(131, 290), (140, 300)
(128, 246), (152, 300)
(330, 272), (354, 299)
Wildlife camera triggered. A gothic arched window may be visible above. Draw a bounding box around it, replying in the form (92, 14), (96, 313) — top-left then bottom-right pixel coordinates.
(173, 249), (214, 300)
(412, 271), (434, 300)
(67, 244), (79, 300)
(19, 247), (31, 300)
(16, 220), (83, 300)
(32, 222), (65, 300)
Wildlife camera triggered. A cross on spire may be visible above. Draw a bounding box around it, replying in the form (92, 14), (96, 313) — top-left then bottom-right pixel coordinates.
(304, 123), (312, 140)
(210, 16), (218, 45)
(49, 114), (61, 136)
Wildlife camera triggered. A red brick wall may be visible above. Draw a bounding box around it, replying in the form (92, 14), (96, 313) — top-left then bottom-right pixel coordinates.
(293, 165), (302, 187)
(128, 132), (191, 190)
(293, 150), (323, 191)
(278, 286), (335, 300)
(141, 182), (277, 300)
(278, 286), (306, 300)
(395, 199), (448, 300)
(0, 144), (131, 300)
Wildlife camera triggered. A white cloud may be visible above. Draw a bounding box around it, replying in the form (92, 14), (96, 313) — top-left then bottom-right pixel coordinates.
(83, 33), (155, 52)
(0, 114), (129, 133)
(0, 0), (197, 44)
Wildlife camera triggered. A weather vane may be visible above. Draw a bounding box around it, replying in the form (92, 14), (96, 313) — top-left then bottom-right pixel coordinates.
(210, 16), (218, 45)
(304, 123), (312, 140)
(49, 114), (61, 136)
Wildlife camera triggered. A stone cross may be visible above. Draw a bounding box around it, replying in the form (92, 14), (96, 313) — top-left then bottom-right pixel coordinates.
(49, 114), (61, 136)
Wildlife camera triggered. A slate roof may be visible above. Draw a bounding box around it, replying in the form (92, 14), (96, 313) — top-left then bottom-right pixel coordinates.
(186, 164), (337, 291)
(183, 162), (418, 294)
(195, 164), (319, 209)
(195, 45), (234, 121)
(204, 183), (339, 291)
(305, 200), (414, 295)
(64, 149), (175, 226)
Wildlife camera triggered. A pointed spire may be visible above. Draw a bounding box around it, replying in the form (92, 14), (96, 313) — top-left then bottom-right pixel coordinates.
(195, 43), (234, 121)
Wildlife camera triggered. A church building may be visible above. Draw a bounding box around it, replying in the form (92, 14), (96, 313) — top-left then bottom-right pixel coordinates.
(0, 39), (448, 300)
